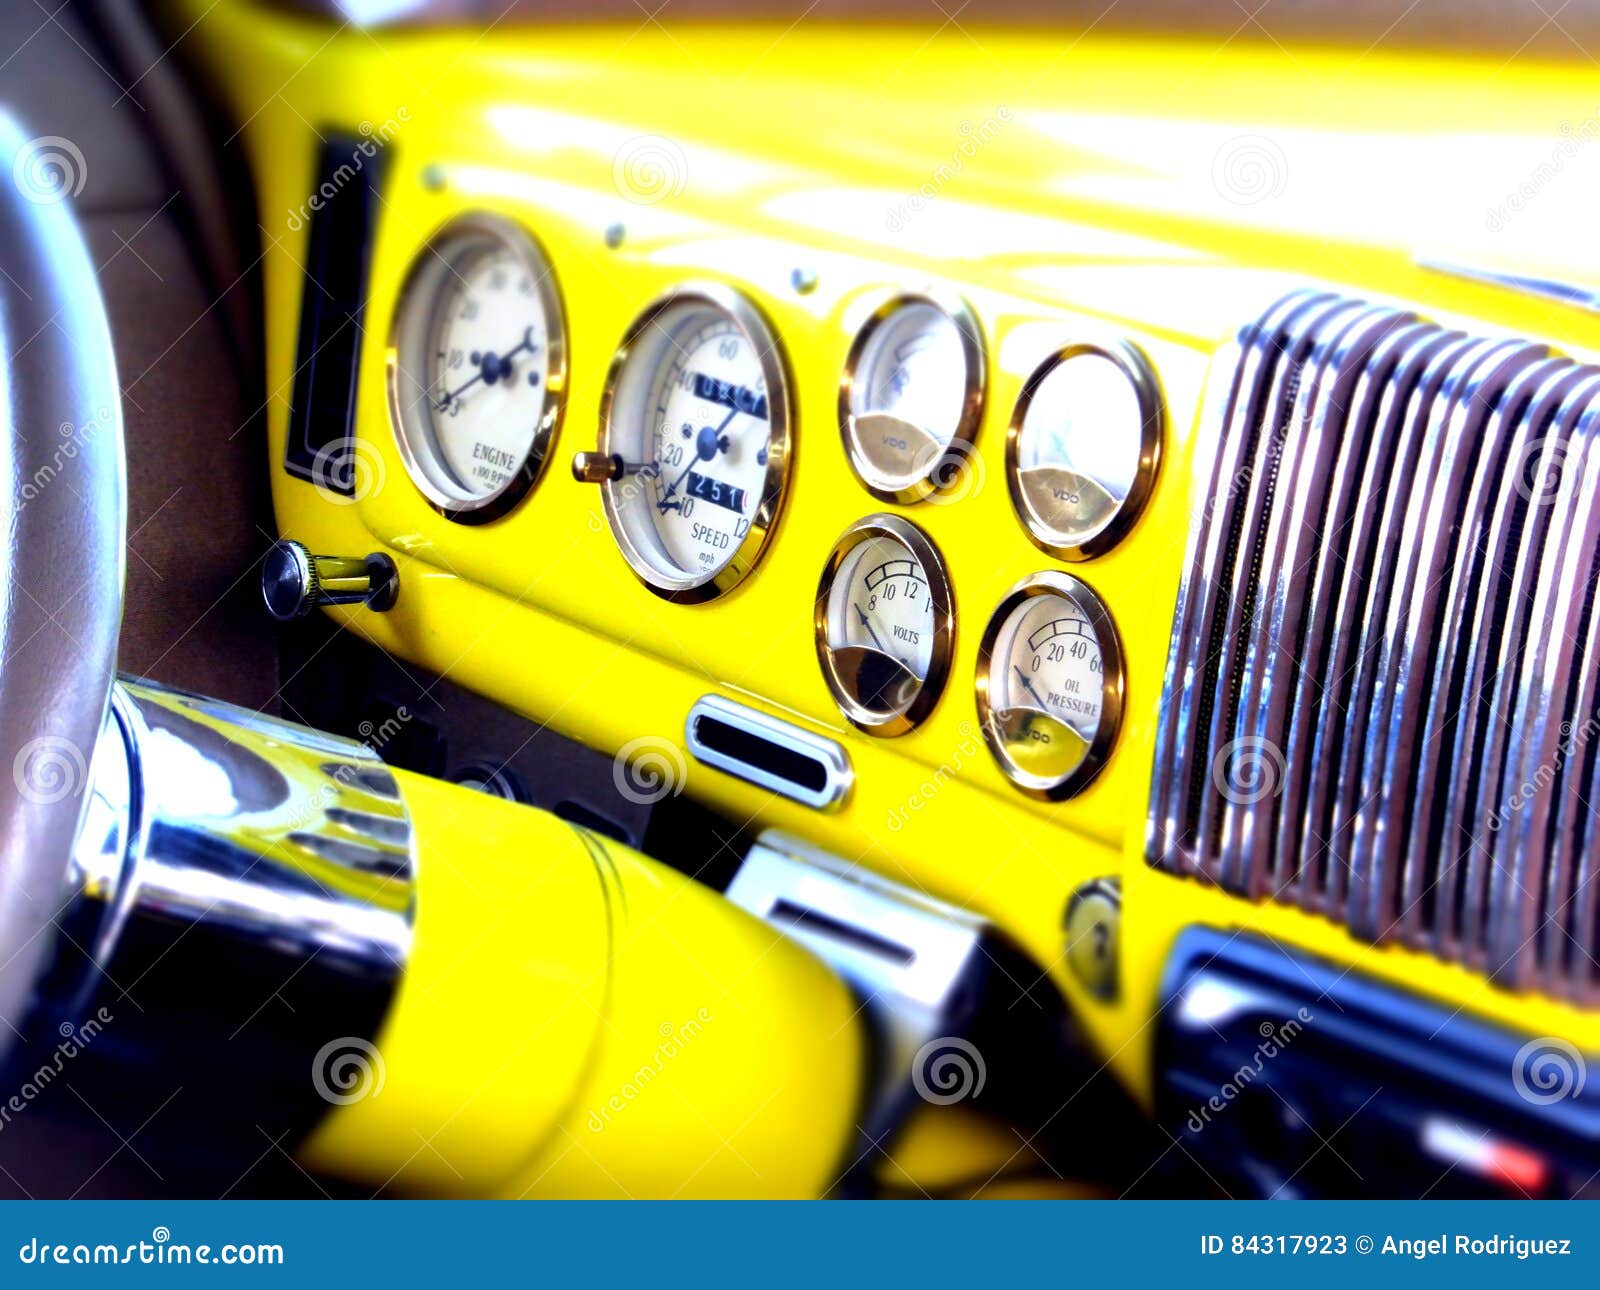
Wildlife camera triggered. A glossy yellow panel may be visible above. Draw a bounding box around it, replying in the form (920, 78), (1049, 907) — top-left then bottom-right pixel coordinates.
(301, 770), (865, 1197)
(171, 0), (1600, 1113)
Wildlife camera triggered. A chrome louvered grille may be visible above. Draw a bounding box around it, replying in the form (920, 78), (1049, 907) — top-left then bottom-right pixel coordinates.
(1148, 288), (1600, 1002)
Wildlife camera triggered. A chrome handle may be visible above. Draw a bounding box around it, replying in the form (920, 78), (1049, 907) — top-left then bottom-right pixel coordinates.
(570, 451), (622, 483)
(262, 539), (399, 620)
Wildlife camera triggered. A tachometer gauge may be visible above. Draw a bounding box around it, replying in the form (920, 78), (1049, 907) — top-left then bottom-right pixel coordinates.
(1005, 341), (1162, 560)
(388, 213), (567, 523)
(578, 285), (791, 602)
(815, 515), (954, 736)
(839, 293), (985, 504)
(976, 571), (1124, 799)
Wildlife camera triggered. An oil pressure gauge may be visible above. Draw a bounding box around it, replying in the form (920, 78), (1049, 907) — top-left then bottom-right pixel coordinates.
(815, 515), (953, 736)
(976, 571), (1124, 799)
(1006, 341), (1162, 560)
(388, 213), (567, 522)
(839, 293), (985, 504)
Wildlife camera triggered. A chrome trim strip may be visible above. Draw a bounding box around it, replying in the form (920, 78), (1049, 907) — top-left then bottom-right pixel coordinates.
(1489, 401), (1600, 986)
(1353, 341), (1548, 938)
(685, 695), (853, 811)
(1543, 438), (1600, 994)
(1147, 298), (1293, 871)
(1210, 298), (1359, 891)
(1569, 504), (1600, 993)
(1326, 333), (1480, 913)
(1460, 380), (1600, 965)
(1147, 289), (1335, 877)
(1405, 358), (1577, 951)
(1192, 295), (1360, 887)
(1277, 320), (1439, 909)
(1218, 304), (1411, 897)
(1417, 256), (1600, 314)
(1142, 337), (1246, 873)
(1345, 336), (1514, 934)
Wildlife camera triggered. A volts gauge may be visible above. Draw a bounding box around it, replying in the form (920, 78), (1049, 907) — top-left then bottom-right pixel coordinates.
(1006, 341), (1162, 560)
(839, 293), (985, 504)
(976, 571), (1124, 799)
(388, 213), (567, 522)
(815, 515), (954, 736)
(577, 286), (791, 602)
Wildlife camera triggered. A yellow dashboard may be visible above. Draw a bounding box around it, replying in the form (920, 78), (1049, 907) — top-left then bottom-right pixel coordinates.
(172, 0), (1600, 1103)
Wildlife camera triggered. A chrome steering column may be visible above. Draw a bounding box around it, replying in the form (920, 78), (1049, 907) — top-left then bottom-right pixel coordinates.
(14, 677), (413, 1167)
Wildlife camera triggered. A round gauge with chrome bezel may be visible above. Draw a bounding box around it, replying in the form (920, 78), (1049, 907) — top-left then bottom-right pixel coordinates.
(815, 515), (954, 736)
(1006, 340), (1162, 560)
(579, 285), (791, 602)
(388, 213), (567, 523)
(839, 292), (985, 504)
(976, 571), (1124, 799)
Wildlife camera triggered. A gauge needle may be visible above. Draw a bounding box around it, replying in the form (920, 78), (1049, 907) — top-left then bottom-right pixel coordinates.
(853, 602), (896, 659)
(657, 406), (738, 513)
(1015, 665), (1052, 713)
(436, 327), (536, 409)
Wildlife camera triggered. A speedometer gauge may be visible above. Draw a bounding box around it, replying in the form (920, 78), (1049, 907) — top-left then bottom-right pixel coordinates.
(815, 515), (954, 735)
(976, 571), (1124, 799)
(579, 285), (791, 601)
(388, 213), (566, 523)
(1006, 341), (1162, 560)
(839, 293), (985, 504)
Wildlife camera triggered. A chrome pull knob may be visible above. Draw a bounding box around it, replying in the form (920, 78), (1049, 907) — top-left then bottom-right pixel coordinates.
(262, 540), (399, 621)
(571, 451), (622, 483)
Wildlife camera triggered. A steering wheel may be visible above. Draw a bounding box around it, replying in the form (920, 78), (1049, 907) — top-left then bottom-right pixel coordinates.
(0, 113), (126, 1056)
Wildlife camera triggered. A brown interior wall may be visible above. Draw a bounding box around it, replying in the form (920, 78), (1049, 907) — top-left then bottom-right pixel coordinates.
(1, 0), (278, 713)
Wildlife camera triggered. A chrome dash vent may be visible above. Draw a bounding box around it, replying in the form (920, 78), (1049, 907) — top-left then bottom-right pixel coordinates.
(1148, 288), (1600, 1003)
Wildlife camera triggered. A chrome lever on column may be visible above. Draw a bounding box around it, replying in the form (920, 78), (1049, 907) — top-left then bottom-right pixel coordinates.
(262, 538), (399, 620)
(18, 678), (416, 1161)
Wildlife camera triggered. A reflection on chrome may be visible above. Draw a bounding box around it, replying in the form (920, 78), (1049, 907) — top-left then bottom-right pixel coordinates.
(111, 680), (413, 979)
(25, 677), (414, 1149)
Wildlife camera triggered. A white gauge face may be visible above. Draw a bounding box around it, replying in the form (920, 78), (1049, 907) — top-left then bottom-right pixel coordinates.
(990, 592), (1104, 740)
(844, 298), (982, 497)
(826, 534), (936, 682)
(982, 583), (1119, 793)
(390, 218), (563, 516)
(605, 294), (784, 592)
(1010, 347), (1159, 554)
(816, 518), (953, 732)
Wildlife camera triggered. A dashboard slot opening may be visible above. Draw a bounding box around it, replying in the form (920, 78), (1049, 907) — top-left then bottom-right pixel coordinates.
(768, 900), (917, 967)
(284, 133), (385, 491)
(684, 695), (852, 811)
(694, 716), (826, 793)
